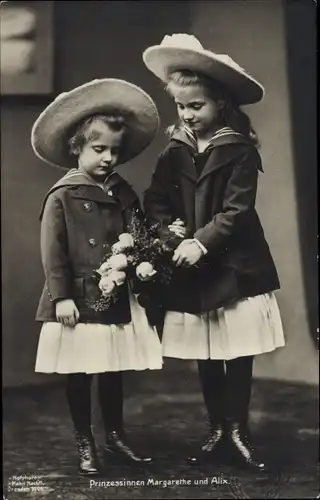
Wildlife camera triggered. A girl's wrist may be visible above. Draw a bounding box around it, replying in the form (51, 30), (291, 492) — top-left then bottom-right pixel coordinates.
(192, 238), (208, 255)
(54, 297), (72, 305)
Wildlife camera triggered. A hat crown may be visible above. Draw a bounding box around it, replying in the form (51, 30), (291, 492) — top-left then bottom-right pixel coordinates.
(213, 53), (247, 74)
(54, 91), (68, 101)
(160, 33), (204, 51)
(160, 34), (246, 75)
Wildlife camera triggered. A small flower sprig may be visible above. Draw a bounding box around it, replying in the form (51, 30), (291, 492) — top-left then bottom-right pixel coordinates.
(125, 211), (175, 285)
(87, 211), (175, 312)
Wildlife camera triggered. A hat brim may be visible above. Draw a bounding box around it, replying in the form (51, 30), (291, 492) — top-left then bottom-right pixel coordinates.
(143, 46), (264, 105)
(31, 79), (160, 169)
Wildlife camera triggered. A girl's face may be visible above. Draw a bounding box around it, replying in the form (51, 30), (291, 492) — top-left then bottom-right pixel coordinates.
(76, 120), (124, 181)
(169, 83), (222, 139)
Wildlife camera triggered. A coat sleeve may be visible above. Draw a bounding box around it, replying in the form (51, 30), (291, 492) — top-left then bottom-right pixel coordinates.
(194, 148), (260, 254)
(144, 153), (182, 249)
(40, 192), (72, 302)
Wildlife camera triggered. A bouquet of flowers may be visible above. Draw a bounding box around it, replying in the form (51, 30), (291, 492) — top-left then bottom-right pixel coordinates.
(87, 211), (177, 313)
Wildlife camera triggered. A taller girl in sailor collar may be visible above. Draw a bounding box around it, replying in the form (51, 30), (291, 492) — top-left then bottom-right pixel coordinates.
(143, 34), (285, 470)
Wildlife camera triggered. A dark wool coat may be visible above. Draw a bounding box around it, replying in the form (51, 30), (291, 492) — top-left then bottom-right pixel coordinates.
(143, 130), (280, 314)
(36, 169), (142, 324)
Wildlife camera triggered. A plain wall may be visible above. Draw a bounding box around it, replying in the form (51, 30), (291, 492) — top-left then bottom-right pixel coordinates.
(1, 0), (318, 387)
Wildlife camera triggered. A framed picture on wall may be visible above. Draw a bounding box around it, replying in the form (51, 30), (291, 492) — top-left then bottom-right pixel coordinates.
(0, 0), (54, 95)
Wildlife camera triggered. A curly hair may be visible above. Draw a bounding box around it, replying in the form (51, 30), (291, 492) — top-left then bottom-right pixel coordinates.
(165, 70), (260, 147)
(68, 114), (128, 156)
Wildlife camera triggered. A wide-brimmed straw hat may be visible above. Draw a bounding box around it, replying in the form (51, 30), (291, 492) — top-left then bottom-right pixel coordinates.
(31, 79), (160, 168)
(143, 34), (264, 105)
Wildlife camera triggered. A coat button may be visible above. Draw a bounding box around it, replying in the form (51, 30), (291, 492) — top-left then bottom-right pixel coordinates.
(45, 285), (53, 302)
(83, 202), (92, 211)
(88, 238), (97, 247)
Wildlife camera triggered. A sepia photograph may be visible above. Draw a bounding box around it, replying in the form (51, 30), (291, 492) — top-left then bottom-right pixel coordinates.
(2, 0), (318, 499)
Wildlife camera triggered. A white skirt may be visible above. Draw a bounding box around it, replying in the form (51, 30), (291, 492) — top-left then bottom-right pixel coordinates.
(162, 292), (285, 361)
(35, 289), (163, 374)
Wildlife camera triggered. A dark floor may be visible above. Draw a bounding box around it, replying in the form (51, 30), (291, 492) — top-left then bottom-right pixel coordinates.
(3, 365), (319, 499)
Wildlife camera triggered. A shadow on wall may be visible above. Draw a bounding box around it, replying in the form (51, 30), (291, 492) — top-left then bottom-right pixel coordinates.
(284, 2), (318, 348)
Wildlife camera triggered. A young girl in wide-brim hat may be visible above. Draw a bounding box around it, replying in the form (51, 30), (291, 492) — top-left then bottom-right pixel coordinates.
(32, 79), (162, 475)
(143, 34), (285, 470)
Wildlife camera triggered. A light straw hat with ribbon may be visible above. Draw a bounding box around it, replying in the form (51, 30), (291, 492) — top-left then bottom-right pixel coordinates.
(143, 34), (264, 105)
(31, 79), (160, 169)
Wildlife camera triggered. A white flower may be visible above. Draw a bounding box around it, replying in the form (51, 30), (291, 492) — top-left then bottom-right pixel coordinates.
(108, 270), (126, 286)
(96, 254), (128, 276)
(98, 270), (126, 295)
(161, 33), (203, 51)
(96, 261), (111, 276)
(136, 262), (157, 282)
(108, 254), (128, 271)
(99, 277), (116, 296)
(111, 241), (126, 255)
(118, 233), (134, 248)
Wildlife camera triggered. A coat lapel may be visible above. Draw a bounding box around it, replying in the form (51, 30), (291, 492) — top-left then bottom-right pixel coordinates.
(68, 185), (118, 204)
(171, 144), (198, 182)
(170, 127), (254, 184)
(170, 130), (197, 182)
(197, 135), (254, 183)
(39, 169), (124, 219)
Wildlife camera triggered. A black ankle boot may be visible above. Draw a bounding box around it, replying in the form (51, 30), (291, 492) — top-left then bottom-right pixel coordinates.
(104, 430), (152, 465)
(75, 430), (101, 475)
(225, 421), (266, 471)
(187, 422), (225, 465)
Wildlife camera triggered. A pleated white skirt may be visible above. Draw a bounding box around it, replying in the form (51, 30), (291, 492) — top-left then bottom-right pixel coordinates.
(162, 292), (285, 361)
(35, 289), (163, 374)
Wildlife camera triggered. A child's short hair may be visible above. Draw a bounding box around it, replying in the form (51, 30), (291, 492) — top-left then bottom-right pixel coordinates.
(165, 70), (259, 147)
(68, 114), (127, 156)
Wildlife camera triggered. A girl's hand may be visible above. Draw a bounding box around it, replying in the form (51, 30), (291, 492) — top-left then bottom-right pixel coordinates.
(56, 299), (80, 328)
(168, 218), (186, 238)
(172, 240), (204, 267)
